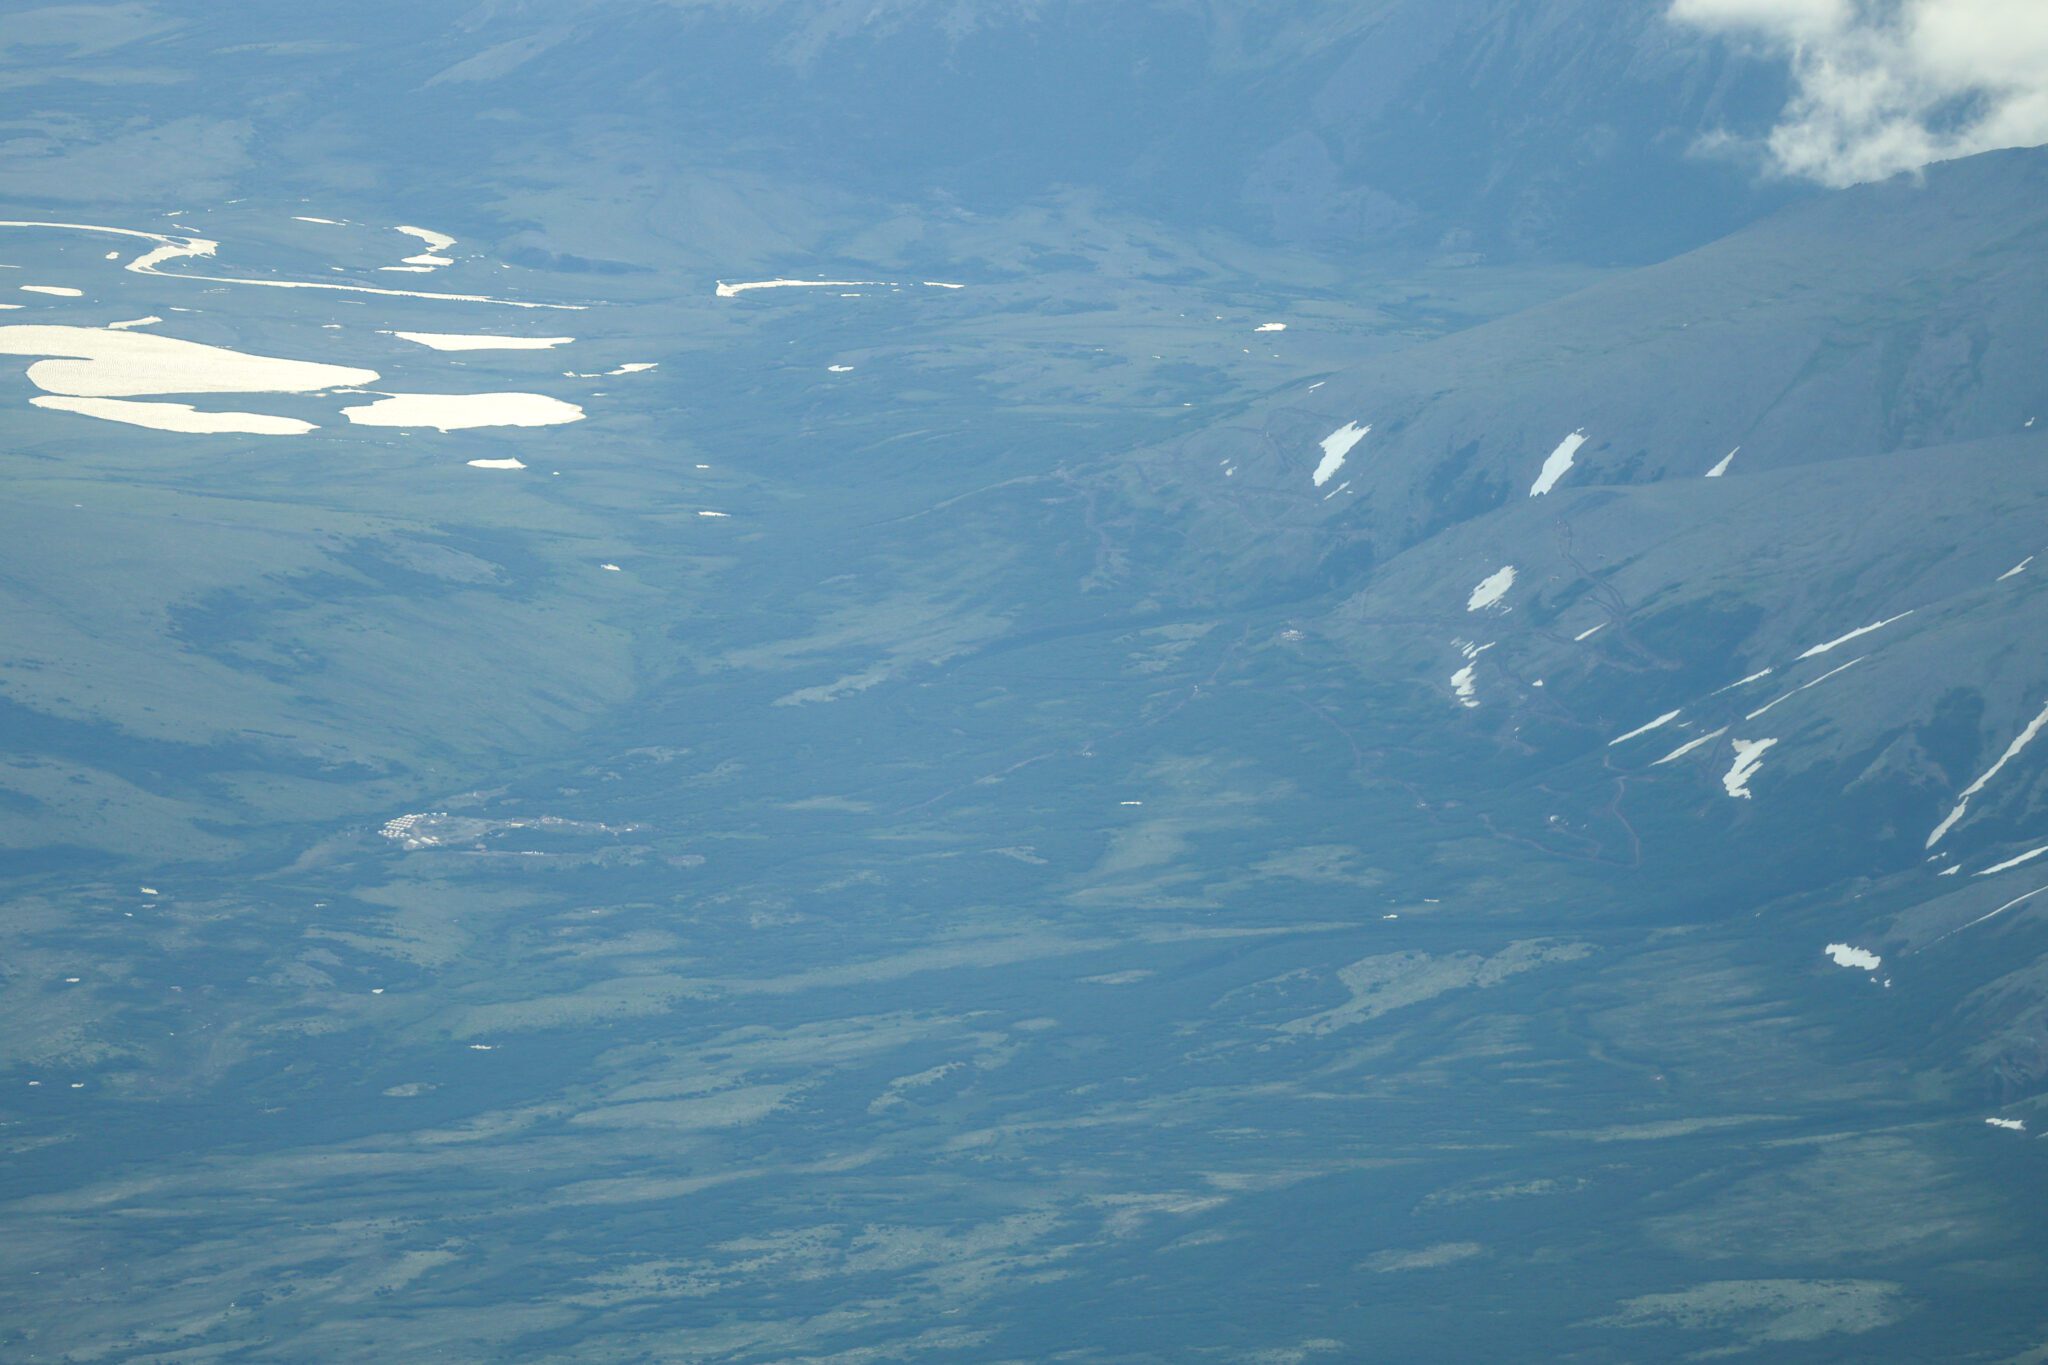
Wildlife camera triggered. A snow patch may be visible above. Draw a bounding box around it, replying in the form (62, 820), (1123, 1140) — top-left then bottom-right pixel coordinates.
(1314, 421), (1369, 487)
(0, 219), (579, 309)
(32, 395), (312, 435)
(1986, 1117), (2027, 1132)
(1529, 429), (1587, 497)
(1610, 710), (1682, 746)
(1722, 737), (1778, 799)
(1254, 322), (1287, 332)
(465, 457), (527, 470)
(1796, 611), (1912, 659)
(396, 225), (457, 255)
(1653, 727), (1729, 766)
(0, 323), (375, 397)
(1466, 565), (1516, 612)
(20, 285), (82, 297)
(716, 278), (881, 298)
(1450, 665), (1479, 709)
(1824, 943), (1881, 970)
(1976, 844), (2048, 877)
(1705, 447), (1738, 477)
(1999, 556), (2033, 581)
(1746, 655), (1865, 721)
(388, 331), (573, 351)
(1927, 699), (2048, 848)
(341, 392), (584, 431)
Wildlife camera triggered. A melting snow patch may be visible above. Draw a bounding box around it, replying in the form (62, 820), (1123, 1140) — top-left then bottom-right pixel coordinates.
(106, 316), (160, 330)
(1705, 447), (1738, 477)
(20, 285), (82, 297)
(341, 392), (584, 431)
(827, 364), (854, 372)
(1796, 611), (1912, 660)
(1976, 844), (2048, 877)
(600, 562), (621, 572)
(1824, 943), (1881, 970)
(1573, 622), (1606, 642)
(465, 457), (527, 470)
(1999, 556), (2033, 581)
(1529, 429), (1587, 497)
(32, 395), (313, 435)
(698, 510), (729, 518)
(1254, 322), (1287, 332)
(1466, 565), (1516, 612)
(293, 216), (342, 225)
(1610, 710), (1681, 746)
(1722, 737), (1778, 799)
(388, 331), (573, 351)
(1314, 421), (1369, 487)
(609, 362), (656, 374)
(1927, 699), (2048, 848)
(1939, 865), (1961, 876)
(1986, 1117), (2027, 1132)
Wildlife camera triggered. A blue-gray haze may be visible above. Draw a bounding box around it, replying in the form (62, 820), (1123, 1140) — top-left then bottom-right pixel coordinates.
(2, 3), (2046, 1360)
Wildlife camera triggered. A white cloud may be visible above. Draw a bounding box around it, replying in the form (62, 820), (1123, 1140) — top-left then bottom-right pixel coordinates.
(1671, 0), (2048, 185)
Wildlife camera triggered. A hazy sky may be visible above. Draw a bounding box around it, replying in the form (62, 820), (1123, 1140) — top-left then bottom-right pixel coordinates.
(1671, 0), (2048, 185)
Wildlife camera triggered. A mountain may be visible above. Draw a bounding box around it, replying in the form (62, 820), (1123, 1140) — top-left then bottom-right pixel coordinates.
(1, 3), (2046, 1361)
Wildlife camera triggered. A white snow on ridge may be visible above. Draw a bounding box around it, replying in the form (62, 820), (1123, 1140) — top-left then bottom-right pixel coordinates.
(466, 457), (527, 470)
(1573, 622), (1606, 642)
(388, 332), (574, 351)
(1466, 565), (1516, 612)
(293, 216), (343, 225)
(341, 392), (584, 431)
(1824, 943), (1881, 970)
(1976, 844), (2048, 877)
(1705, 447), (1738, 477)
(20, 285), (82, 297)
(1796, 610), (1912, 660)
(1314, 421), (1369, 487)
(1999, 556), (2033, 581)
(1529, 429), (1587, 497)
(1254, 322), (1287, 332)
(1986, 1117), (2027, 1132)
(609, 362), (657, 375)
(31, 395), (314, 435)
(1927, 699), (2048, 848)
(1610, 710), (1681, 746)
(1722, 737), (1778, 799)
